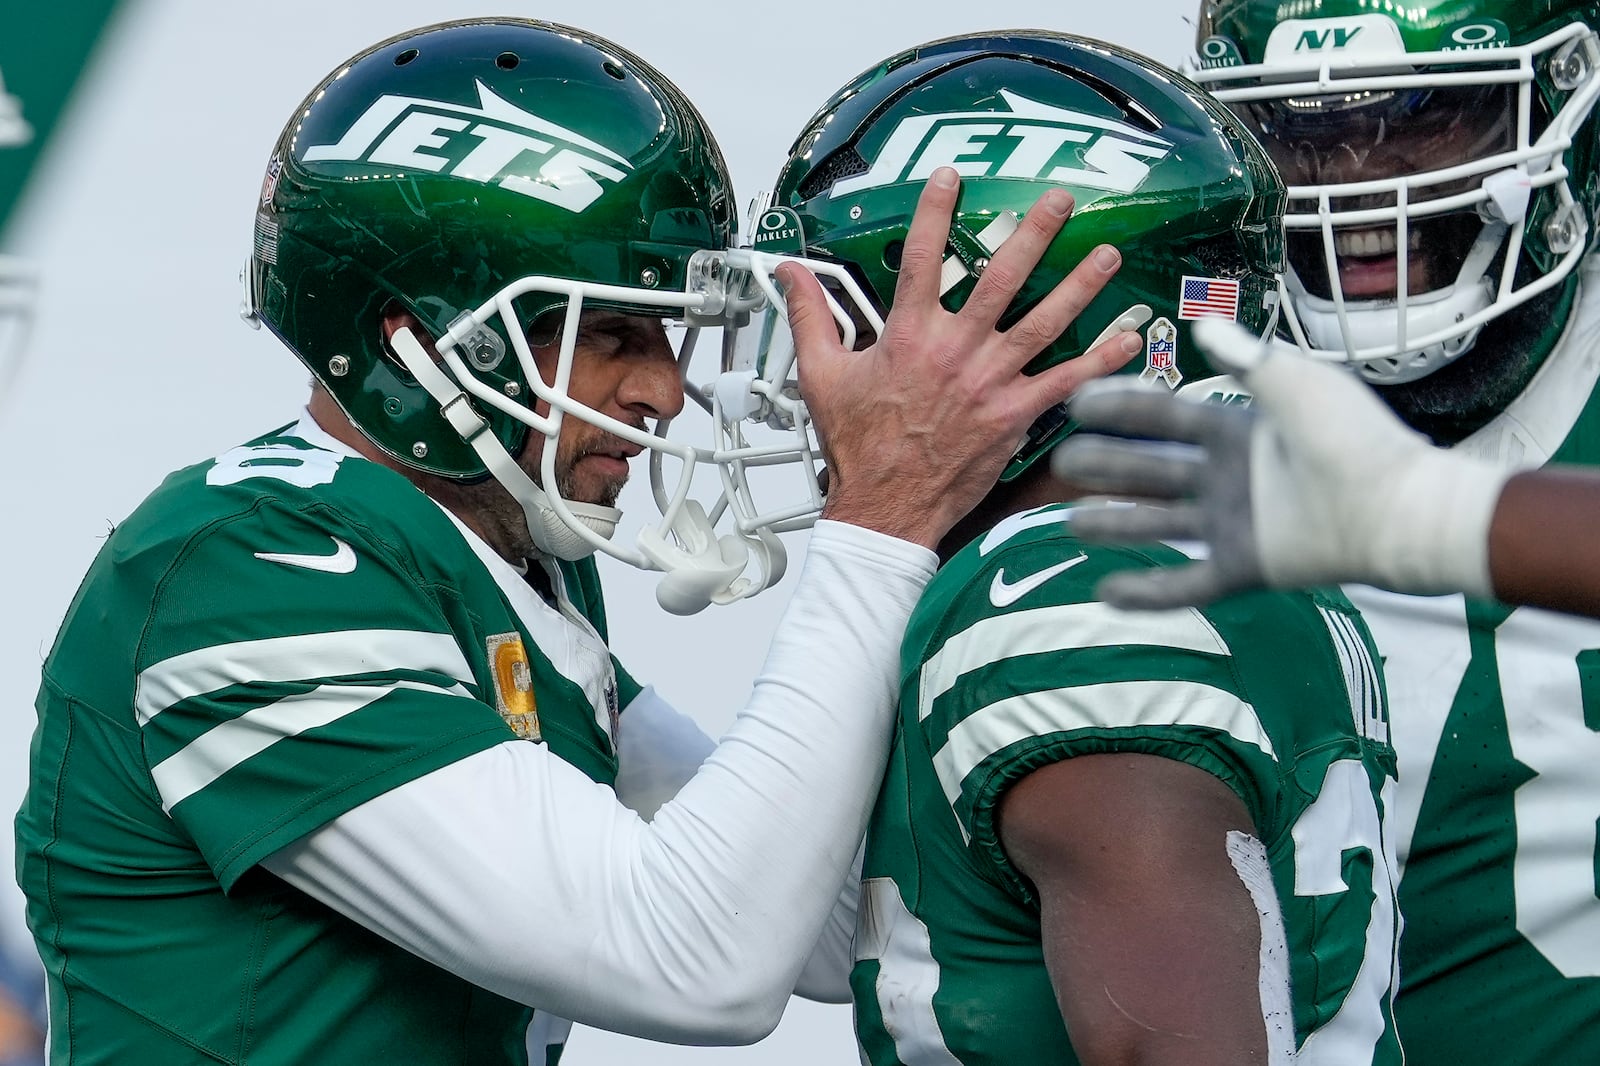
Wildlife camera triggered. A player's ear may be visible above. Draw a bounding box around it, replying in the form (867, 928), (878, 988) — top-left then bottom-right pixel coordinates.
(378, 301), (442, 363)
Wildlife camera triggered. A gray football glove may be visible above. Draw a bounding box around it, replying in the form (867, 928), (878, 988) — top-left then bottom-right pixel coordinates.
(1054, 319), (1511, 610)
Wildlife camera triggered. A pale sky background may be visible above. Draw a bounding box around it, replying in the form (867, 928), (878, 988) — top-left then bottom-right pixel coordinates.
(0, 1), (1194, 1060)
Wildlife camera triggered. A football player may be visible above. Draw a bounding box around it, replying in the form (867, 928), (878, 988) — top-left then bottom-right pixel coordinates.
(1167, 4), (1600, 1064)
(12, 18), (1138, 1065)
(727, 31), (1401, 1064)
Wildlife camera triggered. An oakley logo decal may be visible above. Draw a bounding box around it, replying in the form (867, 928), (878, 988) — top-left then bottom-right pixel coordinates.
(1197, 36), (1246, 70)
(304, 80), (632, 213)
(1441, 22), (1510, 52)
(832, 89), (1172, 197)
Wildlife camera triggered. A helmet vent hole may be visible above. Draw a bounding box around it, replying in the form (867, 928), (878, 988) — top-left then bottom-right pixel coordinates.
(602, 59), (626, 80)
(496, 51), (520, 70)
(799, 147), (870, 201)
(394, 48), (419, 66)
(883, 240), (904, 271)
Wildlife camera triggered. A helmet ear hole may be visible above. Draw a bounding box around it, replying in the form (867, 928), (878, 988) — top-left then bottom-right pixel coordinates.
(883, 240), (904, 271)
(376, 299), (429, 384)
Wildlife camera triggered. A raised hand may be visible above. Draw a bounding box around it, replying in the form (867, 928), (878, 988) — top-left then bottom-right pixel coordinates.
(779, 166), (1141, 550)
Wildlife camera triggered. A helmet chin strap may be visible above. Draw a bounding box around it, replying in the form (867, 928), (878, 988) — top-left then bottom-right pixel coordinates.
(390, 326), (620, 561)
(394, 325), (781, 609)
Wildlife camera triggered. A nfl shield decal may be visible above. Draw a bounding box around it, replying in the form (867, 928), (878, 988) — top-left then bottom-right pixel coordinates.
(487, 632), (540, 741)
(1139, 317), (1182, 389)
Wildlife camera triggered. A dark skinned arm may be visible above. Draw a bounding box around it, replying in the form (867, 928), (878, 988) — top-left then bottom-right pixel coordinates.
(1487, 467), (1600, 618)
(997, 752), (1272, 1066)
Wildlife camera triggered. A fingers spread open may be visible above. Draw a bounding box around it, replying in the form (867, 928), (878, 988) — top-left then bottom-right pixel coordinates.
(889, 168), (962, 316)
(959, 188), (1077, 331)
(992, 241), (1118, 370)
(1011, 330), (1141, 422)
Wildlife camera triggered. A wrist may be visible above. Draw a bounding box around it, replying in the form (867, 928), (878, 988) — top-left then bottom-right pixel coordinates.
(819, 491), (948, 551)
(1378, 447), (1511, 598)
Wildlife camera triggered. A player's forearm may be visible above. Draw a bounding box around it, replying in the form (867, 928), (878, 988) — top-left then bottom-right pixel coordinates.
(633, 519), (931, 1029)
(613, 683), (862, 1003)
(1488, 467), (1600, 617)
(791, 843), (862, 1003)
(265, 520), (931, 1042)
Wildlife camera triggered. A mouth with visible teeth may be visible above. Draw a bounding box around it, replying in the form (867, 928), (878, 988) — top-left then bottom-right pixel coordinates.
(1334, 227), (1422, 259)
(1333, 226), (1424, 299)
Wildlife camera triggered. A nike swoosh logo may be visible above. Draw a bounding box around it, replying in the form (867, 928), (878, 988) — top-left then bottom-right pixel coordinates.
(254, 536), (357, 574)
(989, 554), (1088, 608)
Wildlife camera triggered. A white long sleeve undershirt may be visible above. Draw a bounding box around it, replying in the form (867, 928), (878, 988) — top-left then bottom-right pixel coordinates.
(611, 683), (862, 1004)
(262, 520), (929, 1044)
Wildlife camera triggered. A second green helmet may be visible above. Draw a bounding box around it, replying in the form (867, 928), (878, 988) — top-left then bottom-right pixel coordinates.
(732, 30), (1284, 491)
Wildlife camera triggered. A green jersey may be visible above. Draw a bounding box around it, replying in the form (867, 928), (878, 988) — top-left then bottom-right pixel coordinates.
(851, 505), (1401, 1065)
(1365, 274), (1600, 1066)
(14, 420), (640, 1066)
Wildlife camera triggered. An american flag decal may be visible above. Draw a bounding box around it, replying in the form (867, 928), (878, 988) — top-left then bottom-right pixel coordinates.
(1178, 275), (1241, 320)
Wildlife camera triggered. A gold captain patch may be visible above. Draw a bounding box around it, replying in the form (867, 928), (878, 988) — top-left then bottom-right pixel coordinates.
(487, 632), (540, 741)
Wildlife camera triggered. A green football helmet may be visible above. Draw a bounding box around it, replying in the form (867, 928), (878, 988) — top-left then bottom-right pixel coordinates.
(242, 19), (781, 610)
(1191, 1), (1600, 398)
(709, 30), (1284, 534)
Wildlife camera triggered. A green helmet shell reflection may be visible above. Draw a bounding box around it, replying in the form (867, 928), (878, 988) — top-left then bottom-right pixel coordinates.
(248, 18), (735, 480)
(768, 29), (1286, 482)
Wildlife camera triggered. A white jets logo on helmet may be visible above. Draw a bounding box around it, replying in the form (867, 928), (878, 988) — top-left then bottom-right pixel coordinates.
(304, 80), (632, 213)
(831, 89), (1173, 197)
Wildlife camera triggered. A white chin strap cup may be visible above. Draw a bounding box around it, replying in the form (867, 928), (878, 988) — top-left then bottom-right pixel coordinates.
(1297, 280), (1492, 385)
(523, 496), (621, 561)
(638, 501), (788, 615)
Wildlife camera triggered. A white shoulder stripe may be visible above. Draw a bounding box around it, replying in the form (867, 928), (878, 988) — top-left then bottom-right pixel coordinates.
(136, 629), (474, 726)
(932, 680), (1275, 826)
(150, 679), (472, 811)
(919, 601), (1230, 722)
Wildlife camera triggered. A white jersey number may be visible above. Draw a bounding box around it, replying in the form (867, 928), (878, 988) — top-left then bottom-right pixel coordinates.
(1352, 589), (1600, 980)
(207, 444), (342, 488)
(1500, 609), (1600, 977)
(1291, 762), (1401, 1064)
